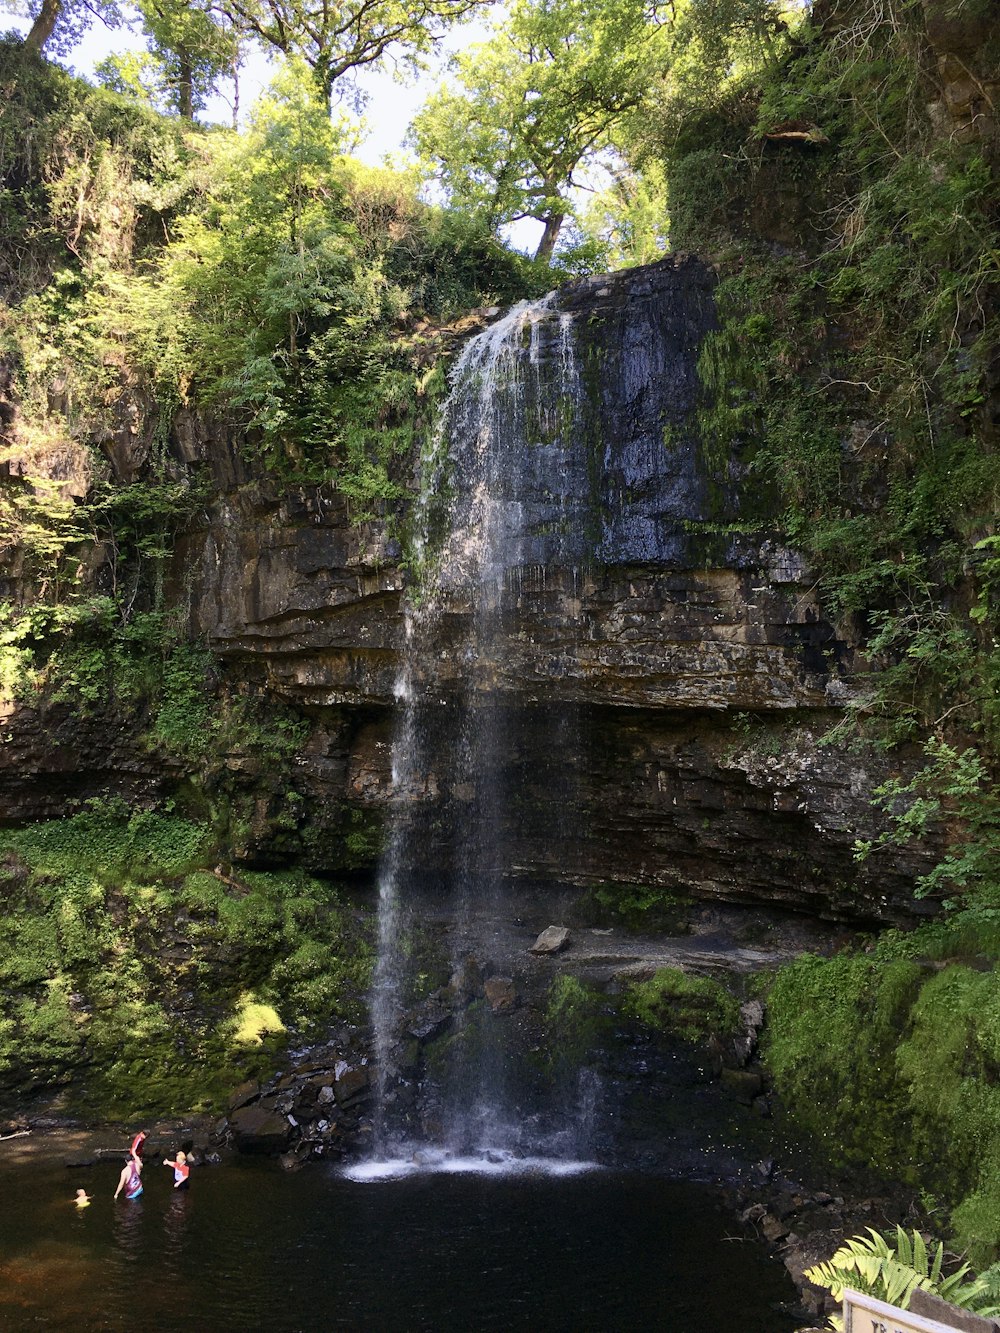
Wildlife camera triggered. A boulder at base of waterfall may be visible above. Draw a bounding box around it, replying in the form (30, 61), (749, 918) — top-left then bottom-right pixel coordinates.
(484, 975), (517, 1013)
(229, 1104), (293, 1152)
(227, 1079), (260, 1113)
(334, 1067), (370, 1107)
(530, 926), (570, 955)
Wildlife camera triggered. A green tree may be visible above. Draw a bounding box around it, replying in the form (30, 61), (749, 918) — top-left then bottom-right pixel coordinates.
(94, 4), (237, 118)
(6, 0), (121, 55)
(7, 0), (235, 119)
(210, 0), (483, 107)
(135, 0), (238, 118)
(411, 0), (664, 262)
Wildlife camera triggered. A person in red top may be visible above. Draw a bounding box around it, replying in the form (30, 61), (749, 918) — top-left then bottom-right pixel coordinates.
(130, 1130), (147, 1161)
(163, 1150), (190, 1189)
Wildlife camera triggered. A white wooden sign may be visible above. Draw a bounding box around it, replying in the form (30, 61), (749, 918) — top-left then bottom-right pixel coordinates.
(844, 1288), (978, 1333)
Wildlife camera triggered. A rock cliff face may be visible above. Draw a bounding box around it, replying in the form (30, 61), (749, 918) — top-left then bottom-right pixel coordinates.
(173, 256), (933, 923)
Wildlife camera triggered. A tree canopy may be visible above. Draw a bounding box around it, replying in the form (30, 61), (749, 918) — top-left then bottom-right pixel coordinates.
(211, 0), (483, 106)
(4, 0), (488, 111)
(410, 0), (666, 262)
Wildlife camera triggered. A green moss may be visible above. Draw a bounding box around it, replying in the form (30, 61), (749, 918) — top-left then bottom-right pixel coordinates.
(0, 807), (372, 1115)
(543, 975), (608, 1075)
(585, 880), (691, 932)
(764, 924), (1000, 1264)
(623, 966), (740, 1044)
(228, 994), (287, 1045)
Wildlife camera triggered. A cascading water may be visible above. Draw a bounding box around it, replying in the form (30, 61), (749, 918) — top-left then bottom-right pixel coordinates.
(361, 292), (598, 1177)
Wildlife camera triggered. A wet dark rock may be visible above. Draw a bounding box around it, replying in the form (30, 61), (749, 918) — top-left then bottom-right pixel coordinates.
(407, 1006), (453, 1043)
(752, 1157), (776, 1184)
(228, 1104), (292, 1153)
(278, 1144), (312, 1172)
(334, 1067), (370, 1107)
(720, 1068), (763, 1104)
(227, 1080), (260, 1113)
(399, 1040), (421, 1076)
(483, 976), (517, 1012)
(761, 1213), (789, 1243)
(530, 926), (571, 955)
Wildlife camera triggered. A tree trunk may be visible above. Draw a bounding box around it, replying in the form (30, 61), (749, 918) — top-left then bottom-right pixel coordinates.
(176, 48), (194, 119)
(24, 0), (62, 51)
(534, 211), (564, 264)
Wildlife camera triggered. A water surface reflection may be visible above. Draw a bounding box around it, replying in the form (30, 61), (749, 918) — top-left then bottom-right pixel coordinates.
(0, 1156), (800, 1331)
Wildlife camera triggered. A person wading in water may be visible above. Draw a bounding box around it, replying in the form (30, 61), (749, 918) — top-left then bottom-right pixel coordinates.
(162, 1150), (190, 1189)
(114, 1152), (143, 1200)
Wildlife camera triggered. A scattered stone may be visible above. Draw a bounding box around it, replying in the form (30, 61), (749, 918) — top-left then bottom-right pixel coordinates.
(317, 1085), (335, 1106)
(484, 975), (517, 1013)
(407, 1003), (453, 1043)
(730, 999), (765, 1065)
(751, 1157), (775, 1184)
(530, 926), (570, 955)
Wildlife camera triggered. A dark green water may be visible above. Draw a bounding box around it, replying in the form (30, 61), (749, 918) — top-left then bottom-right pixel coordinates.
(0, 1155), (800, 1331)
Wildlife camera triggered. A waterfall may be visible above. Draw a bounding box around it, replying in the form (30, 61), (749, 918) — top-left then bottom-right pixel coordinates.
(361, 291), (598, 1175)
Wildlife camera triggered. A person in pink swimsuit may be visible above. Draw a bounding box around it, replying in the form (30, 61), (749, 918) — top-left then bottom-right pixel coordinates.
(114, 1154), (143, 1200)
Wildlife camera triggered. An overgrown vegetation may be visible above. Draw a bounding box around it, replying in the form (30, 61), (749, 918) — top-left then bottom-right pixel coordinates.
(804, 1226), (1000, 1330)
(644, 0), (1000, 1261)
(1, 0), (999, 1275)
(0, 802), (371, 1115)
(623, 966), (741, 1045)
(763, 907), (1000, 1265)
